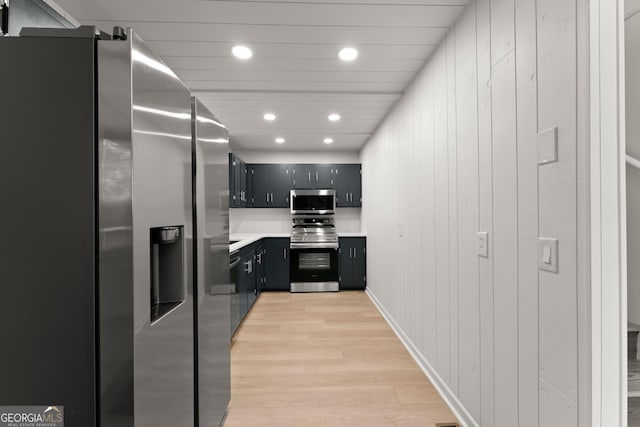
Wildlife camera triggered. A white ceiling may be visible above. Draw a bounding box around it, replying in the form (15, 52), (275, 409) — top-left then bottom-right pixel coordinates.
(52, 0), (468, 152)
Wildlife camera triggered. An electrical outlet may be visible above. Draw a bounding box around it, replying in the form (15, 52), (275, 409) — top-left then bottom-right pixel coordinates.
(477, 232), (489, 257)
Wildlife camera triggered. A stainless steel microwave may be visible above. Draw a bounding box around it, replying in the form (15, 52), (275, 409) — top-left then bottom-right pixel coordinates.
(290, 189), (336, 215)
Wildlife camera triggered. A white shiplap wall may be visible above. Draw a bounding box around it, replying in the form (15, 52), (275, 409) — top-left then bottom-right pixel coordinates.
(360, 0), (586, 425)
(626, 2), (640, 326)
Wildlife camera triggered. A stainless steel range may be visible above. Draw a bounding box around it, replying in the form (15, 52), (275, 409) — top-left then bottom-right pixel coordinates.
(290, 191), (340, 292)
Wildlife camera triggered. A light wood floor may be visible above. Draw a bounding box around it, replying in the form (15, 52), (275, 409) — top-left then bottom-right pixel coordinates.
(224, 291), (459, 427)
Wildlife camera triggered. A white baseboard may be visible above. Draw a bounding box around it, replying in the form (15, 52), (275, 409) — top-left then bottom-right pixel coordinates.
(365, 288), (478, 427)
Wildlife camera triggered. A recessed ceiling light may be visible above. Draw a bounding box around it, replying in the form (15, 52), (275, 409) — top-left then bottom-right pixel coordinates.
(323, 138), (334, 144)
(339, 47), (358, 61)
(275, 137), (285, 144)
(263, 113), (276, 121)
(231, 45), (252, 59)
(328, 113), (341, 122)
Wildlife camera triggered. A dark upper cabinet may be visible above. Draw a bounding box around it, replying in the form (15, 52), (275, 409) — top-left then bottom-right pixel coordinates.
(251, 164), (270, 208)
(230, 157), (361, 208)
(264, 238), (290, 291)
(315, 164), (334, 189)
(229, 153), (249, 208)
(292, 164), (336, 190)
(251, 164), (291, 208)
(272, 164), (292, 207)
(292, 164), (315, 189)
(334, 164), (362, 207)
(339, 237), (366, 290)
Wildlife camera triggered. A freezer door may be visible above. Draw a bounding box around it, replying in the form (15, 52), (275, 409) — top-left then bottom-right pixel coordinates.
(192, 98), (231, 426)
(128, 31), (194, 427)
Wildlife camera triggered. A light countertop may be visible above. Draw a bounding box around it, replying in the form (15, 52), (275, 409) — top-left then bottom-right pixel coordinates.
(229, 232), (366, 252)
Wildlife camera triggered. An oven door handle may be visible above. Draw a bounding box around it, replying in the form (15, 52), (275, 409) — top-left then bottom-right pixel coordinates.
(290, 242), (339, 249)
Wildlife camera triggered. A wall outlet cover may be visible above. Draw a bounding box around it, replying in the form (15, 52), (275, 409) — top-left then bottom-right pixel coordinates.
(477, 231), (489, 257)
(537, 127), (558, 165)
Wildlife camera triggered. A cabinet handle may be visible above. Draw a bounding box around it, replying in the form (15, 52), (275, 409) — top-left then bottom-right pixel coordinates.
(244, 260), (252, 274)
(271, 193), (274, 203)
(349, 248), (353, 258)
(316, 172), (318, 182)
(354, 248), (357, 259)
(283, 249), (287, 259)
(308, 172), (311, 182)
(266, 193), (269, 203)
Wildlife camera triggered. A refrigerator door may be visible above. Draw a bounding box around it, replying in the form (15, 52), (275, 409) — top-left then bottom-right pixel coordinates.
(192, 98), (231, 426)
(0, 33), (100, 427)
(128, 31), (194, 427)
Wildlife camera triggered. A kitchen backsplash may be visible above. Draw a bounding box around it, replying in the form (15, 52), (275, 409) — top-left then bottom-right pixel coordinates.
(230, 208), (362, 234)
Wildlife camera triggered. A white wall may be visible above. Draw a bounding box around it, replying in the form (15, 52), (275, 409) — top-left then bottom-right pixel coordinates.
(626, 1), (640, 326)
(360, 0), (587, 425)
(229, 150), (362, 233)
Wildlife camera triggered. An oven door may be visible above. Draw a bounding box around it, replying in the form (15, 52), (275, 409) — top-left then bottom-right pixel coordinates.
(290, 246), (339, 292)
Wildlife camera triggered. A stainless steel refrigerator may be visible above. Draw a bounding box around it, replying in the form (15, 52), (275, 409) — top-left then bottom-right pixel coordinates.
(0, 26), (230, 427)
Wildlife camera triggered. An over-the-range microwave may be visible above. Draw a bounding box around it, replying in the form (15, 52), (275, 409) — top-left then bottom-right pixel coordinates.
(290, 189), (336, 215)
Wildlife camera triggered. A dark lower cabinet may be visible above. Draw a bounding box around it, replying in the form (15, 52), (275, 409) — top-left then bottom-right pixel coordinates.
(339, 237), (366, 290)
(256, 244), (266, 293)
(264, 238), (291, 291)
(238, 249), (256, 317)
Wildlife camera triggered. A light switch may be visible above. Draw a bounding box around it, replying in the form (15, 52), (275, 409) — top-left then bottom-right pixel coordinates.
(538, 237), (559, 273)
(537, 127), (558, 165)
(477, 232), (489, 257)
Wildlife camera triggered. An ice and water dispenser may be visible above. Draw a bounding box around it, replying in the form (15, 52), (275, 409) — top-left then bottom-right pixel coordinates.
(150, 226), (185, 324)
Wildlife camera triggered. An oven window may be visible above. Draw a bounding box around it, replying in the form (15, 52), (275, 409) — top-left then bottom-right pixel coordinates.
(298, 252), (331, 270)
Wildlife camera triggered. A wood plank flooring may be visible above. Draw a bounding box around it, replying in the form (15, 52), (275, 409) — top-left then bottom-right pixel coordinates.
(224, 291), (459, 427)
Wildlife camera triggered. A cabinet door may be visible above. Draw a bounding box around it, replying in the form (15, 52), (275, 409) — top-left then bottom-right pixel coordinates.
(339, 237), (366, 289)
(237, 158), (247, 208)
(264, 238), (290, 291)
(246, 166), (255, 207)
(334, 165), (350, 207)
(239, 251), (253, 319)
(314, 164), (334, 189)
(247, 252), (257, 308)
(348, 164), (362, 207)
(229, 154), (239, 208)
(292, 164), (314, 189)
(350, 238), (366, 289)
(272, 164), (292, 208)
(338, 238), (353, 288)
(256, 245), (266, 294)
(230, 264), (241, 334)
(251, 164), (271, 208)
